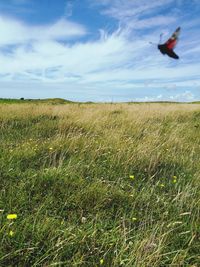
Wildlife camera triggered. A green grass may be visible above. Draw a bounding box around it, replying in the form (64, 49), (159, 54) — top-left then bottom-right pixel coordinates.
(0, 103), (200, 266)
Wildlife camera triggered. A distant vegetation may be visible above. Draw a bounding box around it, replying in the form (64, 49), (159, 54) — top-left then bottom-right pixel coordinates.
(0, 102), (200, 266)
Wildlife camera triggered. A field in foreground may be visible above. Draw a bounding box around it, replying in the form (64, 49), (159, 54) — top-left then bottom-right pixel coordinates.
(0, 102), (200, 267)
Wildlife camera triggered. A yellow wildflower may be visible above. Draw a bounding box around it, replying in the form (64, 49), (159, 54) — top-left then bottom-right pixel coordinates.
(132, 217), (137, 221)
(100, 259), (104, 265)
(9, 230), (14, 237)
(129, 175), (135, 180)
(49, 147), (53, 150)
(7, 214), (17, 220)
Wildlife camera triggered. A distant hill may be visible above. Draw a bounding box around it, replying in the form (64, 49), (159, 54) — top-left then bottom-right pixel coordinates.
(0, 98), (74, 104)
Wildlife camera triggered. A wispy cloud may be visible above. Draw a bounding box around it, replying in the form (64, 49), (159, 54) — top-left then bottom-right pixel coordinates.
(91, 0), (175, 28)
(64, 0), (74, 18)
(102, 0), (173, 18)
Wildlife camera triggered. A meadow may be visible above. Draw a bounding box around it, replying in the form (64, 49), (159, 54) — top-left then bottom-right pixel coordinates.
(0, 101), (199, 267)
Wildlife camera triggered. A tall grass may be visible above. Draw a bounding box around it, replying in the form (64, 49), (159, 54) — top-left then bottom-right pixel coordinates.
(0, 103), (200, 266)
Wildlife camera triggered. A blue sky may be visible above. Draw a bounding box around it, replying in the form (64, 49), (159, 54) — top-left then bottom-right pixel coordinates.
(0, 0), (200, 102)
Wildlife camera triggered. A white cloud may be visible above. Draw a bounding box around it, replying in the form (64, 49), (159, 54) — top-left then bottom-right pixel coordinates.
(0, 4), (200, 102)
(135, 91), (194, 102)
(0, 16), (87, 45)
(1, 25), (200, 87)
(169, 90), (194, 101)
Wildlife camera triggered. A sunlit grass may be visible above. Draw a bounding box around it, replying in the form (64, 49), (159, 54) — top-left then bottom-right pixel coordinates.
(0, 102), (200, 266)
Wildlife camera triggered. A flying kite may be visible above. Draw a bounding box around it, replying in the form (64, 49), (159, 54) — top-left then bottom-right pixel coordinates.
(157, 27), (181, 59)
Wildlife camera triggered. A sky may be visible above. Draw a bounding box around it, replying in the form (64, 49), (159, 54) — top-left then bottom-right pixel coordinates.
(0, 0), (200, 102)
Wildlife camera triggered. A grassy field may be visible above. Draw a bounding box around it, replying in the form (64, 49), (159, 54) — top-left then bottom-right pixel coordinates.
(0, 102), (200, 266)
